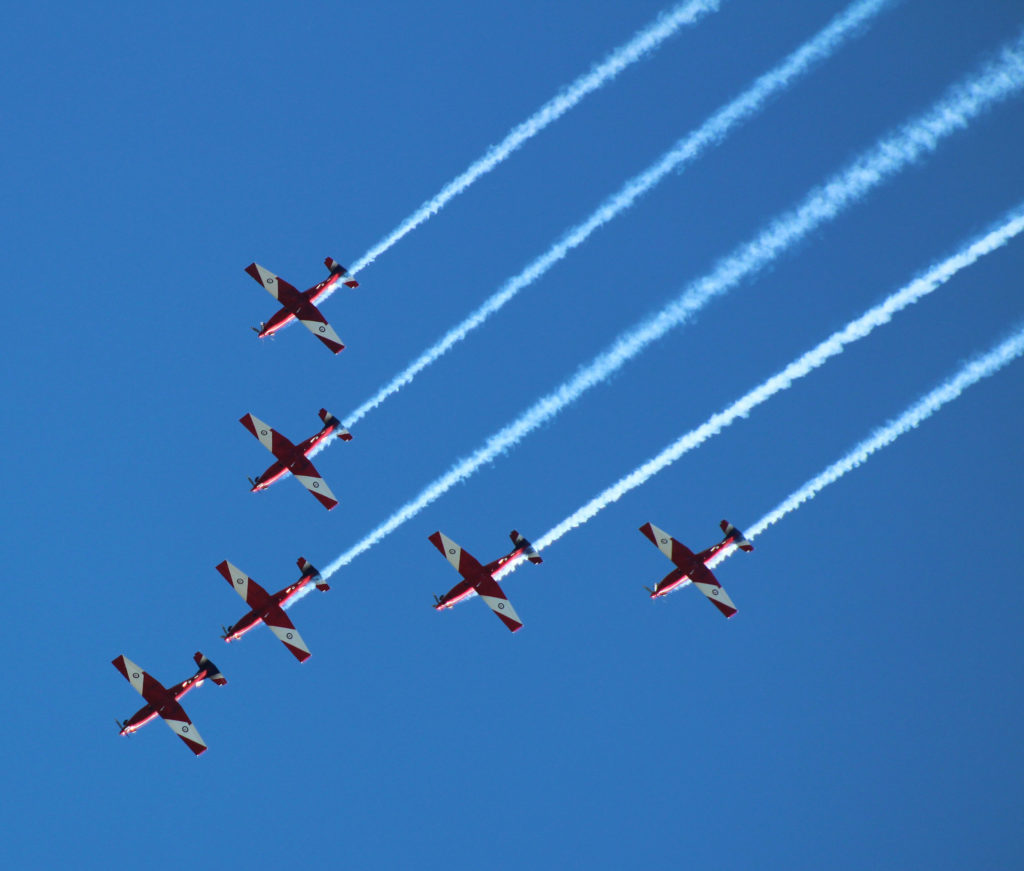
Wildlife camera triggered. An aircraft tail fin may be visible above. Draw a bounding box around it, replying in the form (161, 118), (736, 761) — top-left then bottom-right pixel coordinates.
(318, 408), (352, 440)
(720, 520), (753, 552)
(509, 530), (543, 564)
(298, 557), (330, 591)
(193, 652), (228, 686)
(324, 257), (359, 288)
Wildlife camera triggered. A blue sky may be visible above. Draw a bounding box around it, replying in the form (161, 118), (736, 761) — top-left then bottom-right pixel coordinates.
(4, 1), (1023, 868)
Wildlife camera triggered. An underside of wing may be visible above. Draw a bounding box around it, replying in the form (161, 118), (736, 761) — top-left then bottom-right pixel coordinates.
(158, 699), (208, 755)
(428, 531), (485, 579)
(264, 604), (312, 662)
(239, 413), (296, 460)
(639, 522), (696, 567)
(244, 263), (303, 308)
(294, 300), (345, 354)
(690, 564), (738, 618)
(215, 560), (272, 608)
(289, 456), (338, 510)
(474, 574), (523, 633)
(112, 655), (167, 706)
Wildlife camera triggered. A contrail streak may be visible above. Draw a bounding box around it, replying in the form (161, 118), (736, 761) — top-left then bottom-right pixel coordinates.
(534, 208), (1024, 552)
(321, 36), (1024, 580)
(706, 324), (1024, 570)
(339, 0), (720, 282)
(342, 0), (891, 426)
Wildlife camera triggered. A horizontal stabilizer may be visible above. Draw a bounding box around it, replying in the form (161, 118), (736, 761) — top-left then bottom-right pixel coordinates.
(509, 530), (543, 564)
(720, 520), (753, 552)
(193, 652), (227, 686)
(297, 556), (329, 591)
(325, 257), (359, 288)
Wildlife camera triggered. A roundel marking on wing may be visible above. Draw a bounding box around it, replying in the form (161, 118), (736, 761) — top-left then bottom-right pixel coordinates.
(312, 481), (320, 489)
(182, 725), (189, 733)
(711, 589), (719, 596)
(497, 602), (505, 610)
(267, 277), (275, 284)
(319, 326), (326, 333)
(236, 577), (244, 585)
(286, 632), (294, 640)
(448, 548), (456, 555)
(132, 673), (139, 679)
(660, 538), (668, 544)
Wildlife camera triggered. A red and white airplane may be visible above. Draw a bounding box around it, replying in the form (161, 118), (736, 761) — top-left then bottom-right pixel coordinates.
(245, 257), (359, 354)
(241, 408), (352, 510)
(216, 557), (329, 663)
(639, 520), (753, 618)
(112, 651), (227, 756)
(429, 530), (542, 633)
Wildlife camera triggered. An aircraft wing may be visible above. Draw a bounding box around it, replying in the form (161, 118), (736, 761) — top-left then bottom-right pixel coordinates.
(474, 574), (524, 633)
(263, 603), (312, 662)
(157, 699), (208, 755)
(215, 560), (272, 609)
(428, 531), (485, 580)
(112, 655), (168, 707)
(293, 299), (345, 355)
(689, 563), (738, 618)
(288, 455), (338, 510)
(244, 263), (304, 308)
(239, 413), (297, 462)
(639, 522), (697, 568)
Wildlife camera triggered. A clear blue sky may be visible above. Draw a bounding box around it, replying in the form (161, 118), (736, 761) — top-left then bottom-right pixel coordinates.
(4, 2), (1023, 868)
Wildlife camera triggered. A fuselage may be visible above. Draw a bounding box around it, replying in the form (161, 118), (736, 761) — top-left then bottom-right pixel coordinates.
(250, 426), (335, 490)
(649, 534), (736, 598)
(257, 274), (343, 338)
(223, 578), (313, 641)
(434, 545), (528, 610)
(119, 672), (206, 735)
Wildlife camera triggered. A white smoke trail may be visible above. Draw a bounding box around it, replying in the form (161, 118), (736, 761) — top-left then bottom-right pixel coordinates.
(342, 0), (891, 426)
(534, 208), (1024, 552)
(321, 37), (1024, 579)
(705, 324), (1024, 570)
(336, 0), (720, 284)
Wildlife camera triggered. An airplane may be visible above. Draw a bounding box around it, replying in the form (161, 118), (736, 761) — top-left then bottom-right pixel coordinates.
(245, 257), (359, 354)
(638, 520), (753, 618)
(216, 557), (329, 662)
(241, 407), (352, 510)
(112, 651), (227, 756)
(429, 530), (542, 633)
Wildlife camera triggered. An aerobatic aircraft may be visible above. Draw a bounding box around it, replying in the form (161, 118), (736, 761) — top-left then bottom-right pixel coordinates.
(216, 557), (329, 662)
(241, 408), (352, 510)
(429, 530), (543, 633)
(112, 651), (227, 756)
(639, 520), (753, 618)
(245, 257), (359, 354)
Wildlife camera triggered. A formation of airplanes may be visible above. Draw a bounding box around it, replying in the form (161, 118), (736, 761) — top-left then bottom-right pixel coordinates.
(113, 257), (757, 755)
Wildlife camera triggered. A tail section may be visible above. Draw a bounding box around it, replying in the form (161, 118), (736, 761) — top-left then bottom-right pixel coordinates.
(297, 557), (329, 591)
(509, 530), (543, 564)
(324, 257), (359, 288)
(720, 520), (753, 552)
(318, 408), (353, 441)
(193, 652), (228, 686)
